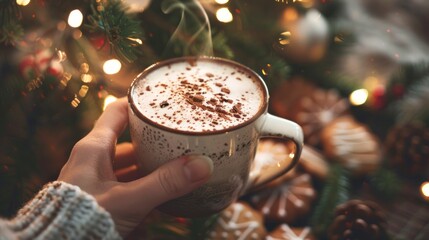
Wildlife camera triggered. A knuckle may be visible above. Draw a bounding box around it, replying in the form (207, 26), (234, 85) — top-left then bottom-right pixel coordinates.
(70, 137), (111, 159)
(157, 168), (181, 196)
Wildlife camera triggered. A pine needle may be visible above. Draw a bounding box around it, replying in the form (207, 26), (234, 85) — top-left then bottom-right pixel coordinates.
(310, 164), (351, 237)
(86, 0), (144, 63)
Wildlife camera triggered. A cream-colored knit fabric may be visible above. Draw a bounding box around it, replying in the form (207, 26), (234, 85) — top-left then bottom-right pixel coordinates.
(0, 181), (121, 240)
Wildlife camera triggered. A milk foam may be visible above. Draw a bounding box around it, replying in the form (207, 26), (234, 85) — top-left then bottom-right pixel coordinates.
(131, 58), (265, 132)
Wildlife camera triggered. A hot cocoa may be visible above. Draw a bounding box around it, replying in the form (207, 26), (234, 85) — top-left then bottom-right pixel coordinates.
(130, 58), (265, 133)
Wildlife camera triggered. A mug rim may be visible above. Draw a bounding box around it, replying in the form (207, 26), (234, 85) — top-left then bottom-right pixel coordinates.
(128, 56), (269, 136)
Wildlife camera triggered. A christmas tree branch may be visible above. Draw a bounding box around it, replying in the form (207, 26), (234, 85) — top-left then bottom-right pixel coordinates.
(86, 0), (144, 63)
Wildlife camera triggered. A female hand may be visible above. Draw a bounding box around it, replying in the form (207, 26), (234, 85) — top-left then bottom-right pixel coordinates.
(58, 98), (213, 237)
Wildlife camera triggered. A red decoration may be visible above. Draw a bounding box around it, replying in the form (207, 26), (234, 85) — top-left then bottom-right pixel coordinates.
(372, 86), (386, 110)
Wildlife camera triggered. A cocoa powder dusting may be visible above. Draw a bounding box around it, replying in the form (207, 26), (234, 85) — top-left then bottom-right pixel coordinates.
(192, 95), (204, 102)
(160, 101), (169, 108)
(221, 88), (230, 94)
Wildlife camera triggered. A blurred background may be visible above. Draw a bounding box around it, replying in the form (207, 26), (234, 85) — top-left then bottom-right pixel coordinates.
(1, 0), (429, 239)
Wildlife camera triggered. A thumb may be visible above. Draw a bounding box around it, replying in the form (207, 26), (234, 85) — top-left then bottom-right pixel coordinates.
(127, 155), (213, 211)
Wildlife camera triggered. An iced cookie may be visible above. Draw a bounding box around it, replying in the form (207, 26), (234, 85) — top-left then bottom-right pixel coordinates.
(267, 224), (316, 240)
(249, 139), (297, 187)
(321, 116), (382, 176)
(271, 79), (349, 146)
(250, 173), (316, 223)
(206, 202), (267, 240)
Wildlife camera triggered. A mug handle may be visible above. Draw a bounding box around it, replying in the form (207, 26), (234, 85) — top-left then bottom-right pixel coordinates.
(245, 113), (304, 192)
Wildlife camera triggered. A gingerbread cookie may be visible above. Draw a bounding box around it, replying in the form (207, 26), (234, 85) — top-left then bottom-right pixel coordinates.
(298, 145), (329, 180)
(207, 202), (267, 240)
(271, 79), (349, 146)
(249, 139), (297, 187)
(321, 116), (382, 176)
(250, 173), (317, 224)
(293, 88), (349, 146)
(267, 224), (316, 240)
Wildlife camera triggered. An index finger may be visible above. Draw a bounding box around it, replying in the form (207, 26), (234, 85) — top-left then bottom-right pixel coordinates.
(92, 97), (129, 138)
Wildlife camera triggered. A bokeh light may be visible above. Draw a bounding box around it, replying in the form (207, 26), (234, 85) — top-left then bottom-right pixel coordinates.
(78, 85), (89, 98)
(81, 74), (93, 83)
(103, 95), (118, 111)
(103, 59), (122, 75)
(281, 7), (298, 24)
(215, 0), (229, 4)
(127, 37), (143, 45)
(349, 89), (369, 106)
(68, 9), (83, 28)
(216, 8), (233, 23)
(278, 31), (292, 45)
(420, 182), (429, 200)
(16, 0), (31, 6)
(56, 50), (67, 62)
(71, 95), (80, 108)
(261, 64), (271, 76)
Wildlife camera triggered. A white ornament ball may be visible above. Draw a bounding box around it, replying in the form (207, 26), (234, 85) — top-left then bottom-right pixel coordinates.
(275, 9), (329, 63)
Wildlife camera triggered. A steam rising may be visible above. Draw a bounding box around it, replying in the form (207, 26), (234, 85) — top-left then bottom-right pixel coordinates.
(162, 0), (213, 57)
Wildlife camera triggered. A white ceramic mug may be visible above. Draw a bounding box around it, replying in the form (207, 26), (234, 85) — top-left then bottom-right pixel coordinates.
(128, 56), (303, 217)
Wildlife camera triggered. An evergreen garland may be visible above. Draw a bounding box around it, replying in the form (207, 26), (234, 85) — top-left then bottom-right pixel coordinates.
(310, 164), (351, 238)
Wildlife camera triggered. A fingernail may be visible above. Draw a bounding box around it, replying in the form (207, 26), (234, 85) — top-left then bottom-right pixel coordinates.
(183, 155), (213, 182)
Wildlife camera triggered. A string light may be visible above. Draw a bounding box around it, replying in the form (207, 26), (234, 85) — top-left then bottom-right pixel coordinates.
(103, 59), (122, 75)
(59, 72), (72, 89)
(68, 9), (83, 28)
(81, 74), (93, 83)
(216, 8), (233, 23)
(80, 63), (90, 73)
(71, 95), (81, 108)
(103, 95), (118, 111)
(78, 85), (89, 97)
(16, 0), (31, 6)
(349, 89), (369, 106)
(420, 182), (429, 201)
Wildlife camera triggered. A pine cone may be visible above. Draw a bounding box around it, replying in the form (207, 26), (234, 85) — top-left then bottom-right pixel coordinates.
(385, 123), (429, 179)
(328, 200), (387, 240)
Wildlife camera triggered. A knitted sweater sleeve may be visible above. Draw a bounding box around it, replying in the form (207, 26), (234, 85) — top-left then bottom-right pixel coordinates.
(0, 181), (121, 240)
